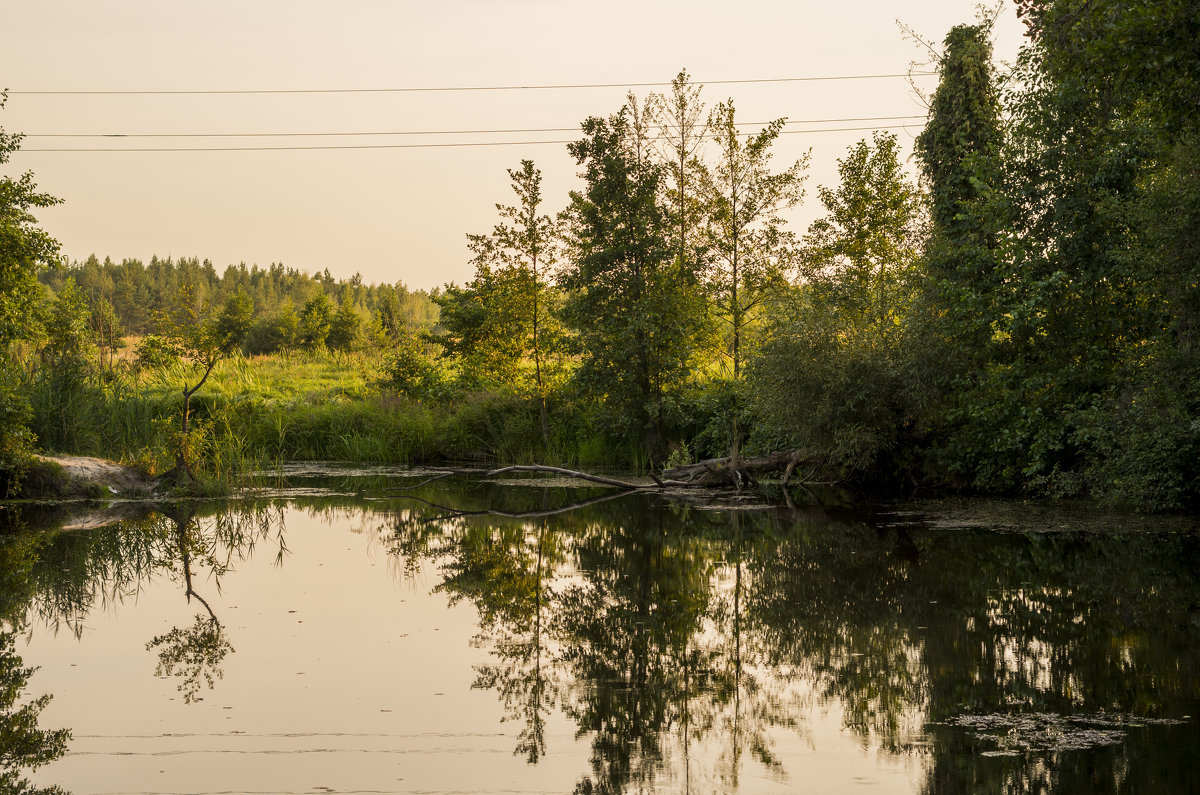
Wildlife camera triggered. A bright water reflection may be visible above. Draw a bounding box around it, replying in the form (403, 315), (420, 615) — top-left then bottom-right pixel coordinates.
(2, 473), (1199, 794)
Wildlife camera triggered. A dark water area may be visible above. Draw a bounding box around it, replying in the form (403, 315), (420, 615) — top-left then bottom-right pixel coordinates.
(2, 467), (1199, 794)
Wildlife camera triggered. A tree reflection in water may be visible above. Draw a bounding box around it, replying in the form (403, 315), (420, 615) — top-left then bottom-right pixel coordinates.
(5, 485), (1200, 795)
(19, 503), (285, 706)
(0, 517), (71, 795)
(387, 487), (1200, 795)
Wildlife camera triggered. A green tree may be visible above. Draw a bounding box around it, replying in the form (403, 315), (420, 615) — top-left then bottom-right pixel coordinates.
(914, 23), (1001, 283)
(298, 292), (333, 351)
(916, 5), (1200, 502)
(211, 287), (254, 354)
(562, 96), (708, 460)
(326, 296), (362, 353)
(991, 0), (1200, 507)
(1, 98), (61, 490)
(31, 279), (97, 452)
(490, 161), (562, 447)
(753, 133), (924, 474)
(702, 100), (808, 472)
(440, 161), (564, 441)
(88, 295), (123, 375)
(157, 281), (227, 478)
(432, 265), (528, 391)
(0, 100), (60, 352)
(651, 70), (710, 294)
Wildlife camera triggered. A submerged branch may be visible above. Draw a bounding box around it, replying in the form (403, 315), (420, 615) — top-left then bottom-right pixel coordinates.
(392, 489), (637, 522)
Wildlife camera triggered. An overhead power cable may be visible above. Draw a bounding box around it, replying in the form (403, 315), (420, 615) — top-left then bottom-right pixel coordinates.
(22, 115), (926, 139)
(8, 72), (936, 96)
(20, 123), (925, 152)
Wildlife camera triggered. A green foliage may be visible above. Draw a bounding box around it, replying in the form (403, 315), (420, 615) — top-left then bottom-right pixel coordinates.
(0, 102), (61, 490)
(562, 98), (708, 458)
(244, 303), (300, 355)
(432, 160), (565, 427)
(911, 3), (1200, 506)
(703, 100), (809, 379)
(381, 331), (446, 401)
(212, 287), (254, 354)
(0, 367), (34, 499)
(326, 296), (363, 353)
(753, 134), (924, 475)
(299, 292), (333, 351)
(135, 334), (180, 370)
(0, 101), (61, 353)
(43, 254), (440, 341)
(433, 267), (529, 390)
(914, 23), (1001, 258)
(40, 278), (93, 372)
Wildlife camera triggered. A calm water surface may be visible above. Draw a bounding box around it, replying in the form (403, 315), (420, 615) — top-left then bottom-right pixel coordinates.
(3, 468), (1199, 794)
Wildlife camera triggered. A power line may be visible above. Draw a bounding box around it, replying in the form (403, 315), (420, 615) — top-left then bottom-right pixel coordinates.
(19, 123), (925, 152)
(7, 72), (936, 96)
(22, 115), (926, 139)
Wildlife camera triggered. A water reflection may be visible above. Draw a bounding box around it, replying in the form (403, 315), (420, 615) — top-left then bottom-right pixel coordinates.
(0, 516), (71, 795)
(18, 503), (285, 707)
(4, 483), (1200, 794)
(384, 485), (1200, 793)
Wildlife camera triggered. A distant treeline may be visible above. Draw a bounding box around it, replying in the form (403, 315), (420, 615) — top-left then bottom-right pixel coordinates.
(38, 254), (440, 353)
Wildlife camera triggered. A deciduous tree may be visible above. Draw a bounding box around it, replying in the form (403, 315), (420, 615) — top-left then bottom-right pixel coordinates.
(562, 96), (707, 459)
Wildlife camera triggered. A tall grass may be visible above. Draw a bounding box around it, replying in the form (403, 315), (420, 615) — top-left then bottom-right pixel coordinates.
(20, 351), (632, 476)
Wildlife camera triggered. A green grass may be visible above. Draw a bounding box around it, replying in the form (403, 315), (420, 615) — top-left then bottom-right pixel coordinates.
(21, 350), (628, 477)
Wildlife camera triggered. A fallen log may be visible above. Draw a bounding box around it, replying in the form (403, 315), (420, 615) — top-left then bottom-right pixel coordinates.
(384, 456), (820, 495)
(662, 449), (822, 487)
(385, 464), (677, 493)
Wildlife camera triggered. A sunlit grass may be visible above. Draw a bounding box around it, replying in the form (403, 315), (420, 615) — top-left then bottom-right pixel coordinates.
(23, 349), (627, 478)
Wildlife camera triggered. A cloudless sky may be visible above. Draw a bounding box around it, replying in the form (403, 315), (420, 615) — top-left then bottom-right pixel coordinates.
(3, 1), (1026, 291)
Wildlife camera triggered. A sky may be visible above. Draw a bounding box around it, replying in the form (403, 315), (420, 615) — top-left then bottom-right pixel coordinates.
(3, 1), (1027, 292)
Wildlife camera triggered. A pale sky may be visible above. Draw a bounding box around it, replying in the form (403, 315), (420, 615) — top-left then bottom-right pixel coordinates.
(3, 1), (1025, 291)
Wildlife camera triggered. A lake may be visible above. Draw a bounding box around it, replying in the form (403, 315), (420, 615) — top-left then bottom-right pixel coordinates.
(4, 465), (1199, 794)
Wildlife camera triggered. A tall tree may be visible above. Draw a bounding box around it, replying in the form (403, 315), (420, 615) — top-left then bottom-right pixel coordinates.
(651, 70), (710, 283)
(753, 134), (923, 475)
(456, 160), (562, 444)
(562, 96), (707, 460)
(702, 100), (808, 472)
(157, 280), (232, 479)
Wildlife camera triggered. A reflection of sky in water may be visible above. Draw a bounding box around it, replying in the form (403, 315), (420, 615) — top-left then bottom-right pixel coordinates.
(9, 480), (1200, 794)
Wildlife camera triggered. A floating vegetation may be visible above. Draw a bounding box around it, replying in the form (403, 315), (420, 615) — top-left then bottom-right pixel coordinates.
(941, 712), (1188, 755)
